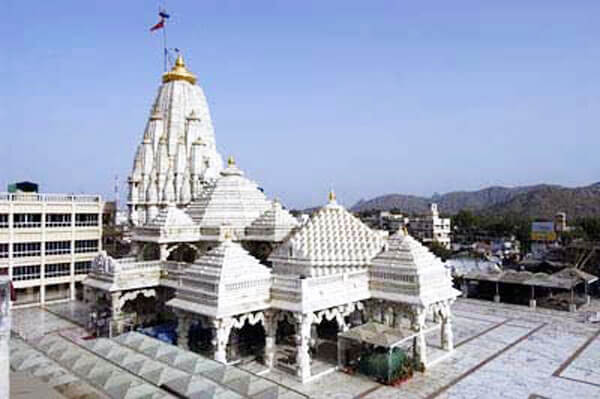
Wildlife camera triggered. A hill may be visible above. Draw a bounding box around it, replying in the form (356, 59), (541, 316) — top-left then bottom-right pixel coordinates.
(351, 182), (600, 219)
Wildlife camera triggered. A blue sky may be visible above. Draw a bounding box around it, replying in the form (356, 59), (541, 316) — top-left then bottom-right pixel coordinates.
(1, 1), (599, 209)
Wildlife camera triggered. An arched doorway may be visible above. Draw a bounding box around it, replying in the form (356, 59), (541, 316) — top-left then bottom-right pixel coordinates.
(228, 322), (266, 362)
(167, 244), (198, 263)
(121, 293), (160, 327)
(314, 319), (339, 364)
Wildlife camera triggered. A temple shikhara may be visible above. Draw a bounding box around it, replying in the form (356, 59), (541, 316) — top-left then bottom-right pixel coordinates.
(83, 54), (460, 384)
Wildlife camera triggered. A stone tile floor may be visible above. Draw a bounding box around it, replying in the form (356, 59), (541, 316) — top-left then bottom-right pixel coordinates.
(8, 298), (600, 398)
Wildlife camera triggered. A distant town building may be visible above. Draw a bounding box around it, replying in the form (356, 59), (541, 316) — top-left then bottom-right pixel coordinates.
(408, 203), (451, 249)
(378, 211), (407, 231)
(530, 213), (570, 257)
(0, 192), (103, 307)
(0, 276), (10, 397)
(554, 212), (568, 233)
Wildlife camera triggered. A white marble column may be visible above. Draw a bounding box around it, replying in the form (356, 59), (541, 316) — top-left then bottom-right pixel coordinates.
(411, 307), (427, 368)
(264, 311), (277, 369)
(176, 314), (191, 350)
(110, 291), (124, 335)
(159, 244), (169, 261)
(212, 318), (233, 364)
(295, 313), (313, 382)
(441, 316), (454, 351)
(111, 292), (121, 316)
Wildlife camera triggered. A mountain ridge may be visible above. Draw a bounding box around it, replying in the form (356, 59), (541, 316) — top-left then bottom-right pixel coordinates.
(351, 182), (600, 219)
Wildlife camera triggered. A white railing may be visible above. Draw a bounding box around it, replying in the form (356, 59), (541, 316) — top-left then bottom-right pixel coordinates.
(0, 193), (101, 203)
(119, 260), (162, 271)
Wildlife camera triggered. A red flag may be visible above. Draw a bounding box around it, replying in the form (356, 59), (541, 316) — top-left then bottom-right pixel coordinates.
(150, 19), (165, 32)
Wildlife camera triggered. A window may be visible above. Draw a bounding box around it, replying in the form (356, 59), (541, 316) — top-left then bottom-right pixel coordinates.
(0, 214), (7, 228)
(46, 213), (71, 227)
(0, 244), (8, 258)
(75, 213), (99, 227)
(75, 240), (98, 253)
(13, 213), (42, 228)
(75, 261), (92, 275)
(13, 265), (41, 280)
(45, 241), (71, 255)
(45, 263), (71, 278)
(13, 242), (41, 257)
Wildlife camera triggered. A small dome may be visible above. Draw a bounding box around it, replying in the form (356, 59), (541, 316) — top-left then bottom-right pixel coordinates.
(186, 161), (271, 229)
(148, 203), (195, 228)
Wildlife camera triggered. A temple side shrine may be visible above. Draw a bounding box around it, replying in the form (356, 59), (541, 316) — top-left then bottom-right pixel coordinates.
(85, 54), (460, 384)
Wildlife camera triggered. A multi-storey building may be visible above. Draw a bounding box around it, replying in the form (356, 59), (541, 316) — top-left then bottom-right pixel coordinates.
(408, 203), (452, 249)
(0, 192), (103, 307)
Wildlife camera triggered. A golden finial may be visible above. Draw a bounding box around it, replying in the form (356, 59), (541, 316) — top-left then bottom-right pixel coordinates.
(162, 53), (197, 85)
(328, 189), (336, 203)
(402, 225), (409, 236)
(227, 156), (235, 166)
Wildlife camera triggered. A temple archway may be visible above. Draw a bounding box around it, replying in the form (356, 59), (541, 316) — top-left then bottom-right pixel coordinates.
(228, 322), (266, 362)
(167, 243), (199, 263)
(314, 319), (339, 364)
(121, 290), (159, 327)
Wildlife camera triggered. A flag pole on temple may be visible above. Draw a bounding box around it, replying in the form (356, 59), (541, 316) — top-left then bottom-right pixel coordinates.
(150, 6), (171, 72)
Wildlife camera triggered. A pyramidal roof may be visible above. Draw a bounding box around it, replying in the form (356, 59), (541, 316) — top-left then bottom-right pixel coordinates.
(245, 199), (299, 240)
(147, 203), (195, 228)
(185, 158), (271, 229)
(370, 230), (460, 306)
(167, 238), (272, 317)
(269, 192), (385, 275)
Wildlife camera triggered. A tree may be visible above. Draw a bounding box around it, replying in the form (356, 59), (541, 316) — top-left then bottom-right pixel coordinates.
(428, 241), (453, 261)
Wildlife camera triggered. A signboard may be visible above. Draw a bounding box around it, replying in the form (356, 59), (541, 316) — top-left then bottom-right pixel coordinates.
(531, 221), (556, 241)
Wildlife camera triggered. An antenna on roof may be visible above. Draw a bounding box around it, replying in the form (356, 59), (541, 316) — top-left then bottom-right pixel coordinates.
(114, 174), (119, 211)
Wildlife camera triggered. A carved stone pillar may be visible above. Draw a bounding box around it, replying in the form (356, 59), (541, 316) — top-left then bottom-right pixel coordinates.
(212, 318), (233, 364)
(264, 311), (277, 369)
(176, 313), (191, 350)
(110, 292), (121, 316)
(411, 307), (427, 367)
(441, 315), (454, 351)
(295, 313), (313, 382)
(159, 244), (169, 261)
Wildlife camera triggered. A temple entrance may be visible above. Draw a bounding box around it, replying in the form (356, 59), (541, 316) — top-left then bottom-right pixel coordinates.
(228, 322), (266, 363)
(122, 293), (160, 327)
(314, 319), (339, 365)
(187, 320), (213, 356)
(275, 318), (296, 372)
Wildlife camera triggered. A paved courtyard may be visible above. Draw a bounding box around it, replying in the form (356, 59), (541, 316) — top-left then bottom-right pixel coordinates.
(8, 298), (600, 398)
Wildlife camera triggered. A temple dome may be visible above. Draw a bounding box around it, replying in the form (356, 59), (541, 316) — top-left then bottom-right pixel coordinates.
(167, 238), (271, 318)
(185, 158), (271, 230)
(148, 203), (195, 228)
(269, 192), (385, 277)
(245, 199), (299, 241)
(369, 230), (460, 306)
